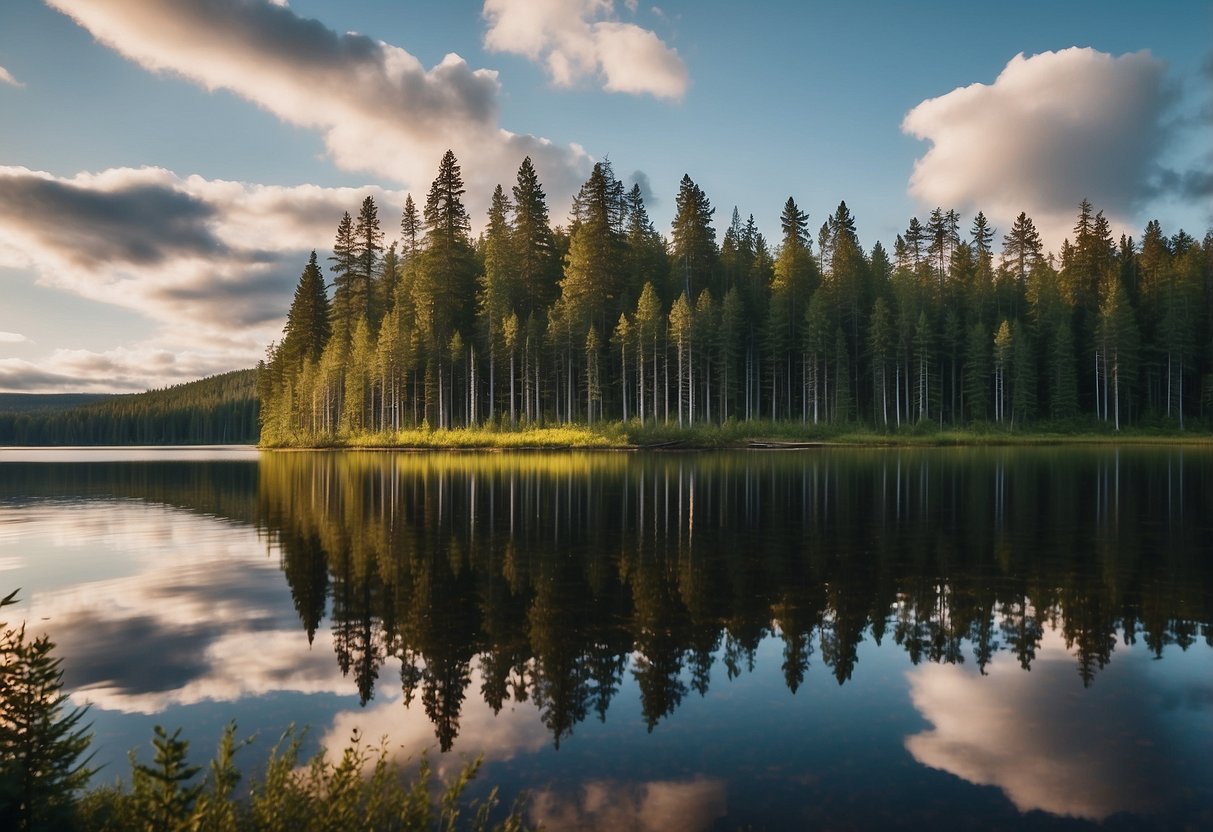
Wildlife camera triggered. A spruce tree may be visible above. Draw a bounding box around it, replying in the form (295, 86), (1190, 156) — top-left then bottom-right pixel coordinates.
(670, 175), (717, 299)
(352, 195), (384, 328)
(511, 156), (558, 317)
(0, 601), (95, 831)
(1000, 212), (1043, 284)
(328, 211), (357, 344)
(416, 152), (477, 424)
(281, 251), (331, 369)
(560, 162), (627, 337)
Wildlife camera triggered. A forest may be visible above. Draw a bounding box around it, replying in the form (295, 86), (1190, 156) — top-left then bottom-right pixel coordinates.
(259, 150), (1213, 444)
(0, 370), (258, 445)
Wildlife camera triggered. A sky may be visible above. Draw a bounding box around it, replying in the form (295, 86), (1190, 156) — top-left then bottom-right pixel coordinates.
(0, 0), (1210, 393)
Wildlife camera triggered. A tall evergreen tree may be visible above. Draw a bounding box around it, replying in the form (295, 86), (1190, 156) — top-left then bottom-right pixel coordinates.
(280, 251), (332, 369)
(559, 162), (627, 337)
(352, 195), (384, 328)
(413, 151), (477, 425)
(479, 184), (515, 419)
(511, 156), (559, 317)
(1000, 212), (1043, 284)
(328, 211), (357, 343)
(624, 183), (669, 305)
(670, 175), (717, 299)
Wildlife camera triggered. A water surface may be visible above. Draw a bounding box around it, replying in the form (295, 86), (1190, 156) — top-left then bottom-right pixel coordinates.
(1, 446), (1211, 829)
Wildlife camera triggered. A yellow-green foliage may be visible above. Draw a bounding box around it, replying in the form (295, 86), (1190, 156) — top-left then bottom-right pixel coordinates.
(76, 724), (528, 832)
(263, 417), (1213, 450)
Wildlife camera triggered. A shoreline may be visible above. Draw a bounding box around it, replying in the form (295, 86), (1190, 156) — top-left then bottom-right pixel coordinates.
(256, 422), (1213, 451)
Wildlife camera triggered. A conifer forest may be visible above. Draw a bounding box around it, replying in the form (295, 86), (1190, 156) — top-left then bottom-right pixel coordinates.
(258, 151), (1213, 444)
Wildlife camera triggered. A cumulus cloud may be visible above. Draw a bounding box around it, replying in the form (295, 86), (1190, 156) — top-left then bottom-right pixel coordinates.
(483, 0), (688, 100)
(0, 165), (404, 391)
(905, 628), (1177, 821)
(0, 65), (22, 87)
(46, 0), (590, 217)
(902, 48), (1171, 251)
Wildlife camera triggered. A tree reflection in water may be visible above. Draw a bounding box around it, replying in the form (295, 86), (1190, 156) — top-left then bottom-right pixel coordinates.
(255, 448), (1213, 750)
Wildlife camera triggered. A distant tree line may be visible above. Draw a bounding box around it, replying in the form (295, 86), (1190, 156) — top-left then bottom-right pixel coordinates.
(0, 370), (258, 445)
(258, 150), (1213, 442)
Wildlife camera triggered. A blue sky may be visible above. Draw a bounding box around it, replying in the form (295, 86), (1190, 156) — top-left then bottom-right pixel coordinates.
(0, 0), (1210, 392)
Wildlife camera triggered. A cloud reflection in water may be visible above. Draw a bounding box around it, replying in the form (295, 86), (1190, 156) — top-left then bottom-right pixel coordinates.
(905, 628), (1178, 821)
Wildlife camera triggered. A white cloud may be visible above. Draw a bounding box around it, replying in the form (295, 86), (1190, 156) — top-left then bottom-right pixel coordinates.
(0, 331), (29, 343)
(0, 65), (22, 87)
(530, 777), (728, 832)
(46, 0), (590, 218)
(6, 501), (354, 714)
(0, 165), (404, 391)
(905, 627), (1178, 821)
(902, 48), (1170, 251)
(318, 665), (550, 777)
(483, 0), (687, 100)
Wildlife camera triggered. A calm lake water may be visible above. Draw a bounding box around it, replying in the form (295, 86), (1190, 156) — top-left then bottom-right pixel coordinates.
(1, 445), (1212, 829)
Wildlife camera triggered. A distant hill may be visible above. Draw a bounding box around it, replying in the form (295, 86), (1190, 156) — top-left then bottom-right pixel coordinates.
(0, 392), (113, 413)
(0, 369), (260, 445)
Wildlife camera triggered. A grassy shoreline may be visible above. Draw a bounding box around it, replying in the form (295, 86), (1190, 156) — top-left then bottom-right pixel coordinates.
(260, 419), (1213, 450)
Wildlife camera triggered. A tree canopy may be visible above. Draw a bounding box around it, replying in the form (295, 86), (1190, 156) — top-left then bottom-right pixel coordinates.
(259, 149), (1213, 444)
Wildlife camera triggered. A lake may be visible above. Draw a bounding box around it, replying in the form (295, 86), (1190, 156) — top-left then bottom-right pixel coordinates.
(2, 445), (1211, 829)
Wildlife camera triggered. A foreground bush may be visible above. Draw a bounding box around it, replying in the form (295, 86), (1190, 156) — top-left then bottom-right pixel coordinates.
(2, 587), (528, 831)
(77, 725), (528, 832)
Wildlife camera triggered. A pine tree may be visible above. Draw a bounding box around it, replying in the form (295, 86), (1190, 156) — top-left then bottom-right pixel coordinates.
(868, 297), (895, 428)
(352, 195), (384, 328)
(559, 162), (627, 338)
(584, 326), (602, 424)
(1000, 212), (1042, 284)
(0, 597), (95, 831)
(717, 286), (744, 421)
(914, 309), (934, 421)
(993, 320), (1013, 423)
(633, 283), (664, 423)
(771, 197), (814, 332)
(670, 175), (717, 299)
(964, 321), (990, 422)
(668, 293), (693, 426)
(1050, 320), (1079, 420)
(1011, 321), (1037, 424)
(512, 156), (559, 317)
(624, 184), (668, 305)
(328, 212), (357, 344)
(416, 152), (477, 425)
(479, 185), (515, 421)
(833, 327), (853, 422)
(612, 313), (632, 421)
(280, 251), (331, 369)
(1096, 278), (1140, 430)
(130, 726), (203, 830)
(693, 289), (718, 424)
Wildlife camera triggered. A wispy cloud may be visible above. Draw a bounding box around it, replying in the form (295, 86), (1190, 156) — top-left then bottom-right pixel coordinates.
(0, 331), (29, 344)
(46, 0), (591, 217)
(483, 0), (688, 100)
(902, 48), (1171, 251)
(0, 165), (404, 391)
(0, 65), (22, 87)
